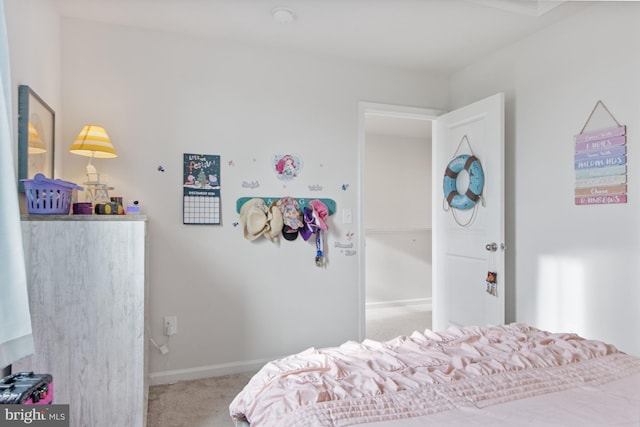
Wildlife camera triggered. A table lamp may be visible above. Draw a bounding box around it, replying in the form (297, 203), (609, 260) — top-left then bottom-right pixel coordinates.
(69, 125), (117, 183)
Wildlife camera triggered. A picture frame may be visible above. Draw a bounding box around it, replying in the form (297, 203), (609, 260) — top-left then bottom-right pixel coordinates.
(18, 84), (55, 192)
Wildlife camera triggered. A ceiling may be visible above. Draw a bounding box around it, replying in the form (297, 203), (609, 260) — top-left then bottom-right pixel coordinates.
(54, 0), (589, 72)
(366, 114), (432, 140)
(52, 0), (591, 137)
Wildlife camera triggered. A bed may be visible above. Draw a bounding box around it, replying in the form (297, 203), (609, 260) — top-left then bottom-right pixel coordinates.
(229, 323), (640, 426)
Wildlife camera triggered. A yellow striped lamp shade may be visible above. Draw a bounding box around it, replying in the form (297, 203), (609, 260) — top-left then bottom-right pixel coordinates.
(28, 122), (47, 154)
(69, 125), (117, 158)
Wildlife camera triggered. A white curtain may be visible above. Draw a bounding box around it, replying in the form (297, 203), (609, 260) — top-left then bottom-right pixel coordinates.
(0, 0), (34, 369)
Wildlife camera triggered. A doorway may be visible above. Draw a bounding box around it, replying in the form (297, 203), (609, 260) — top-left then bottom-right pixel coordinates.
(357, 102), (443, 341)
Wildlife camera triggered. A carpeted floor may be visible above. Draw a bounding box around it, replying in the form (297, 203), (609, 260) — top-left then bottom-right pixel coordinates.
(147, 371), (255, 427)
(146, 306), (432, 426)
(365, 303), (432, 342)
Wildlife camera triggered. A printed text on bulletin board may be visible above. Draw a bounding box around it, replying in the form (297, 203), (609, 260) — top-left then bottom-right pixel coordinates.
(183, 153), (221, 224)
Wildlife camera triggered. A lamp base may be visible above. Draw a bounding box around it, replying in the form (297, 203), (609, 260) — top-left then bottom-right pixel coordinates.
(82, 157), (114, 203)
(85, 172), (109, 185)
(84, 183), (113, 204)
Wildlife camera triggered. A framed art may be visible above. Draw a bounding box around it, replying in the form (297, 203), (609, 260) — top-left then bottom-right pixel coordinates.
(18, 84), (55, 191)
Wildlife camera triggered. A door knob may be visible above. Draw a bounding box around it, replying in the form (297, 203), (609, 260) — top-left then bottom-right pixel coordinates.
(485, 242), (505, 252)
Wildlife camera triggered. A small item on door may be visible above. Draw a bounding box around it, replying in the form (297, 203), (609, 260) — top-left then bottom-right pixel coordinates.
(486, 271), (497, 296)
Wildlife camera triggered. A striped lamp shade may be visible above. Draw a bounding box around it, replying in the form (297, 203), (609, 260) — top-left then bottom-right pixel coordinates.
(69, 125), (117, 158)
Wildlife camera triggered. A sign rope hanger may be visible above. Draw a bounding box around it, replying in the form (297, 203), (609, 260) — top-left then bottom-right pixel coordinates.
(579, 100), (621, 135)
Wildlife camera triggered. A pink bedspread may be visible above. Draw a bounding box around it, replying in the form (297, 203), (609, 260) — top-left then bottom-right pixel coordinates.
(229, 323), (640, 427)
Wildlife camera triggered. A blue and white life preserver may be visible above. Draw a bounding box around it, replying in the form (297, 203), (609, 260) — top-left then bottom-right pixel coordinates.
(443, 154), (484, 210)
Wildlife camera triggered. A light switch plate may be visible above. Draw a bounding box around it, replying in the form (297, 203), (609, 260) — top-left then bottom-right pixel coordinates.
(342, 208), (352, 224)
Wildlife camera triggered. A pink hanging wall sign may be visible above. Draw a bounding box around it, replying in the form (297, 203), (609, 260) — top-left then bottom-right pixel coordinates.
(574, 125), (626, 144)
(574, 102), (627, 206)
(575, 194), (627, 205)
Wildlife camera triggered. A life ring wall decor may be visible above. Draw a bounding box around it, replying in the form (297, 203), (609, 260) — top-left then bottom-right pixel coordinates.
(443, 154), (484, 210)
(442, 135), (485, 227)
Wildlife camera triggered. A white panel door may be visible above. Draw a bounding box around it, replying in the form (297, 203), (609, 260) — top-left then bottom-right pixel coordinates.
(432, 93), (505, 331)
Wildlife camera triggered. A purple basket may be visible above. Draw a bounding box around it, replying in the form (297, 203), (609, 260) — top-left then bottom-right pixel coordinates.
(21, 174), (83, 215)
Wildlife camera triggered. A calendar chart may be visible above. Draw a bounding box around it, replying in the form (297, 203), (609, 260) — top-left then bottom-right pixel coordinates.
(183, 153), (221, 225)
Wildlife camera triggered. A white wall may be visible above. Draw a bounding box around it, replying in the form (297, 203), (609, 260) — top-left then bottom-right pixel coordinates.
(59, 18), (449, 382)
(4, 0), (61, 179)
(365, 134), (431, 305)
(451, 2), (640, 356)
(16, 0), (637, 383)
(3, 0), (60, 372)
(365, 134), (432, 228)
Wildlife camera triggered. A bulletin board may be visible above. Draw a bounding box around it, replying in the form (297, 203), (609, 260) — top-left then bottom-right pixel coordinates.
(183, 153), (221, 224)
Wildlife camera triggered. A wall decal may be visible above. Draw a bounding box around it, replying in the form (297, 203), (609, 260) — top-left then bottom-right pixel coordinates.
(183, 153), (221, 225)
(574, 101), (627, 205)
(334, 242), (353, 249)
(272, 153), (303, 180)
(242, 180), (260, 189)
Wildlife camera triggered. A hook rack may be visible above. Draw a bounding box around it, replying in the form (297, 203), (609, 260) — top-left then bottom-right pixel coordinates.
(236, 197), (336, 215)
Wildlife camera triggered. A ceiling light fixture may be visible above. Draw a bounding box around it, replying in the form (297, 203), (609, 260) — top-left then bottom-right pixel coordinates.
(271, 7), (295, 24)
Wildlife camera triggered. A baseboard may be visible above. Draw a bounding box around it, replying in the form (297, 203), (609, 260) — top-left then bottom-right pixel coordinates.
(149, 357), (273, 386)
(151, 298), (432, 385)
(366, 297), (432, 310)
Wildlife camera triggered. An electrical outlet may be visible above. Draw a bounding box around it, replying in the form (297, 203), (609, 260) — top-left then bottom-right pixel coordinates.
(164, 316), (177, 336)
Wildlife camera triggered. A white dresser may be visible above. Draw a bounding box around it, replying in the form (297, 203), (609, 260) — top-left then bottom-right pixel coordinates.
(16, 215), (148, 427)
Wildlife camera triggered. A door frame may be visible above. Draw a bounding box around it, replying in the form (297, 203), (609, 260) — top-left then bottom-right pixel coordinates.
(357, 101), (444, 341)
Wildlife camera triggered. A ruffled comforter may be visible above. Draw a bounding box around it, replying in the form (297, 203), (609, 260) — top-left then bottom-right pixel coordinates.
(229, 323), (640, 427)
